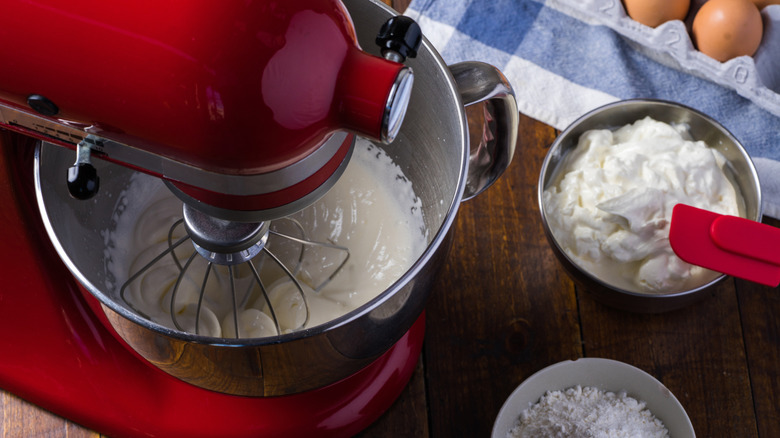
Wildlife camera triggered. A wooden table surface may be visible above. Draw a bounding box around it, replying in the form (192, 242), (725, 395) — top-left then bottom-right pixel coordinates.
(4, 1), (780, 437)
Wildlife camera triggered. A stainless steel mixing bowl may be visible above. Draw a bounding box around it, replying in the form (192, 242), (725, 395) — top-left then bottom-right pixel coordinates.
(35, 0), (518, 396)
(539, 99), (762, 313)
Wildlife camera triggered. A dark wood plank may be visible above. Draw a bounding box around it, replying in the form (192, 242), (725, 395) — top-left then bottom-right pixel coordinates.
(578, 282), (758, 437)
(357, 357), (430, 437)
(421, 113), (581, 437)
(738, 216), (780, 438)
(1, 392), (99, 438)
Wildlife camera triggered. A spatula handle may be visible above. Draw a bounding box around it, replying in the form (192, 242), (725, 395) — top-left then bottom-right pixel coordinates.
(670, 204), (780, 287)
(711, 215), (780, 266)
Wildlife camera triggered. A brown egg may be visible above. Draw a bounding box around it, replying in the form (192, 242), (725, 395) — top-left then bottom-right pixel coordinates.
(623, 0), (691, 27)
(692, 0), (763, 62)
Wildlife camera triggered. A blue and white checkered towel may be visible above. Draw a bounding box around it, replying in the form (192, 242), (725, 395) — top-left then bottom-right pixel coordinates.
(405, 0), (780, 219)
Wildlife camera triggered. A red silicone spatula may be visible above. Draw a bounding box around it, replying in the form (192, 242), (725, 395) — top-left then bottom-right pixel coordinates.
(669, 204), (780, 287)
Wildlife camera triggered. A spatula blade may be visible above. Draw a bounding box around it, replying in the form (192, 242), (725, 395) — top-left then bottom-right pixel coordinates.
(669, 204), (780, 287)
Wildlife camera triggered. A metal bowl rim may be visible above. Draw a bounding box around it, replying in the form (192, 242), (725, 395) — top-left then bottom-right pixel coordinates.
(537, 98), (762, 299)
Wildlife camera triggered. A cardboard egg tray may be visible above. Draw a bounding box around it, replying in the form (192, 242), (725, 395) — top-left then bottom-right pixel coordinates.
(552, 0), (780, 117)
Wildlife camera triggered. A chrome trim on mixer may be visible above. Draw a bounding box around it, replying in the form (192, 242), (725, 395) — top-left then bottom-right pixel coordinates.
(183, 205), (269, 262)
(0, 102), (89, 144)
(1, 100), (349, 197)
(113, 130), (349, 196)
(164, 139), (354, 222)
(107, 129), (348, 195)
(381, 67), (414, 144)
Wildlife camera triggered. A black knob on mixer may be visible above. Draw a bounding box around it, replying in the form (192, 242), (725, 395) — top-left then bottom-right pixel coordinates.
(27, 94), (59, 117)
(376, 16), (422, 62)
(67, 162), (100, 200)
(67, 137), (101, 200)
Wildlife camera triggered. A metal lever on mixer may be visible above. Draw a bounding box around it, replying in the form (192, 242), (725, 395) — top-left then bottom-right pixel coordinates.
(67, 136), (100, 200)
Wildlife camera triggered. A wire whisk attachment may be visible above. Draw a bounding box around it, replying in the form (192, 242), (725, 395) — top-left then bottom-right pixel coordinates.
(119, 212), (349, 339)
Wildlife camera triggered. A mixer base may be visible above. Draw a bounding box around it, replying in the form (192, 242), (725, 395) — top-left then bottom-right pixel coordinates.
(0, 268), (424, 437)
(0, 135), (425, 438)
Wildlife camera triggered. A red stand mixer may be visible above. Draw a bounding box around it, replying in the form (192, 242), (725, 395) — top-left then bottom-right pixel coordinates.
(0, 0), (518, 436)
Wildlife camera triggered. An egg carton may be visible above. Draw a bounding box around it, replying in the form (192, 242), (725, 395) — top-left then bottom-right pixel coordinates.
(550, 0), (780, 118)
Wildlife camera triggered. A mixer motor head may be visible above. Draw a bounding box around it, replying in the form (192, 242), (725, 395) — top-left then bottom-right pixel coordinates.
(3, 1), (421, 340)
(0, 1), (421, 223)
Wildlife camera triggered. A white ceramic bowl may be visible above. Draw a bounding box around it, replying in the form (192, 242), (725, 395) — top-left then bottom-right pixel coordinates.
(492, 358), (695, 438)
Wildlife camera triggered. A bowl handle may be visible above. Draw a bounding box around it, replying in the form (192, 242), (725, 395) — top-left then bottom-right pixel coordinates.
(449, 61), (519, 200)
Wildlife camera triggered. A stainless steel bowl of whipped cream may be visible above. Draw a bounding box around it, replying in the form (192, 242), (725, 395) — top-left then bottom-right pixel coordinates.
(34, 0), (518, 396)
(539, 99), (761, 313)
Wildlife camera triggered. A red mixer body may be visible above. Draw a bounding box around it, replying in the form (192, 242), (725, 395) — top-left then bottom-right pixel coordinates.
(0, 0), (424, 435)
(0, 0), (409, 213)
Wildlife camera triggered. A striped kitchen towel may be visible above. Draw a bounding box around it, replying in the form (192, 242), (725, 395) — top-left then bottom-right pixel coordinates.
(405, 0), (780, 218)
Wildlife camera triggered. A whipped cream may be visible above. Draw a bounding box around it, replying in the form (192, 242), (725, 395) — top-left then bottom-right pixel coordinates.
(106, 138), (427, 337)
(543, 117), (742, 293)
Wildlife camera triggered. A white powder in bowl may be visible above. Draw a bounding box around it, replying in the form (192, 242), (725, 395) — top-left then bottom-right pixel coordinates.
(507, 385), (669, 438)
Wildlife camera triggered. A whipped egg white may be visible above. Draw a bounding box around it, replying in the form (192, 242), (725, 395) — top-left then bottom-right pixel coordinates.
(107, 138), (427, 337)
(543, 117), (742, 293)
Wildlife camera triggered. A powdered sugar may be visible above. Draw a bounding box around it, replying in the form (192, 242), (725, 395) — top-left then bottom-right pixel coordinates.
(507, 385), (669, 438)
